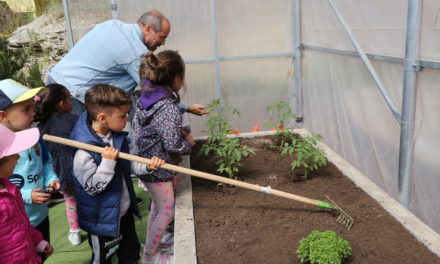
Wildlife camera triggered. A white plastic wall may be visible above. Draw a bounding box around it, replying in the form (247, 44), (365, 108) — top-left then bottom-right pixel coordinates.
(302, 0), (440, 233)
(64, 0), (440, 233)
(115, 0), (295, 134)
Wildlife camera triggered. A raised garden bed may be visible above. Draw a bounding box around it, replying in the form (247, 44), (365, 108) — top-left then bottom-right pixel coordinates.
(189, 132), (440, 264)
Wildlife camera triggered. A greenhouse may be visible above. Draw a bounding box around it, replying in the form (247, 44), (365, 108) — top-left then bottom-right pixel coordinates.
(1, 0), (439, 263)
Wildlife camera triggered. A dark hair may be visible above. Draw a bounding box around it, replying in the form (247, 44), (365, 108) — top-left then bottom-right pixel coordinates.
(138, 10), (164, 32)
(139, 50), (185, 101)
(34, 84), (69, 122)
(84, 84), (132, 120)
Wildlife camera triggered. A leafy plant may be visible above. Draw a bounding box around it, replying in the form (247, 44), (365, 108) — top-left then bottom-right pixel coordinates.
(24, 59), (44, 87)
(203, 98), (240, 145)
(199, 99), (255, 179)
(264, 101), (296, 149)
(281, 134), (327, 179)
(297, 230), (351, 264)
(263, 101), (326, 179)
(264, 101), (296, 130)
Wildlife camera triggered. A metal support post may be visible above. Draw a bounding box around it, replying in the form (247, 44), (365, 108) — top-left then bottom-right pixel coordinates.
(327, 0), (402, 123)
(62, 0), (74, 48)
(210, 0), (223, 100)
(110, 0), (119, 19)
(398, 0), (423, 208)
(294, 0), (303, 125)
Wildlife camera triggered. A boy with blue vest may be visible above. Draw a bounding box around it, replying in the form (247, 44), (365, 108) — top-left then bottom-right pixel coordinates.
(70, 84), (164, 264)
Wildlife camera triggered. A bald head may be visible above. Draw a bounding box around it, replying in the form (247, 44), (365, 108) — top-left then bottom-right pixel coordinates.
(138, 10), (170, 51)
(138, 10), (170, 33)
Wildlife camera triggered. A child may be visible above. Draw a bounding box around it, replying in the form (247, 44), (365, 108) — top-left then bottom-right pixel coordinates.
(34, 83), (82, 246)
(0, 124), (54, 263)
(0, 79), (60, 250)
(69, 84), (164, 263)
(132, 51), (193, 263)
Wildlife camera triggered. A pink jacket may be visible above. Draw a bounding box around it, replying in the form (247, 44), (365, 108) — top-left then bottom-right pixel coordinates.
(0, 178), (45, 264)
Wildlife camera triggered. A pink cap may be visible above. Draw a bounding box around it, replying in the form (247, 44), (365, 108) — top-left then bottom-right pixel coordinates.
(0, 124), (40, 159)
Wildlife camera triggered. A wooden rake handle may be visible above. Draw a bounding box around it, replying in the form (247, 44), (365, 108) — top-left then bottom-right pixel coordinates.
(43, 134), (330, 209)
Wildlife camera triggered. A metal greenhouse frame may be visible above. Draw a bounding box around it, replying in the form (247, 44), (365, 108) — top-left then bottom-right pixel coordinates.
(60, 0), (440, 234)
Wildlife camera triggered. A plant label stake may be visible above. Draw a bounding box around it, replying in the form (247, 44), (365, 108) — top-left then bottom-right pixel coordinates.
(43, 134), (354, 229)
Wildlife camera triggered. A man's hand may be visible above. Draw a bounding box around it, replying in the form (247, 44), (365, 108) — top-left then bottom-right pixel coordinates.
(148, 156), (165, 170)
(102, 146), (119, 161)
(44, 243), (54, 257)
(187, 104), (208, 116)
(31, 189), (50, 204)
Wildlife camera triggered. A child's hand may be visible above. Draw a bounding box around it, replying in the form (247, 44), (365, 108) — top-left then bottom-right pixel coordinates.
(148, 157), (165, 170)
(49, 181), (61, 191)
(43, 243), (54, 257)
(31, 189), (50, 204)
(102, 146), (119, 161)
(186, 134), (196, 146)
(177, 155), (184, 164)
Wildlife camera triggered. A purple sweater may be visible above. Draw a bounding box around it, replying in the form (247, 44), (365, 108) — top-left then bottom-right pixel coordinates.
(132, 97), (192, 183)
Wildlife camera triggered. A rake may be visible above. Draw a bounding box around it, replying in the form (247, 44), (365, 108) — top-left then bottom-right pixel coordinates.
(43, 134), (354, 229)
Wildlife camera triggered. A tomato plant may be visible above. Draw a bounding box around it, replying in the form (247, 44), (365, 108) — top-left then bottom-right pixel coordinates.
(199, 99), (255, 179)
(265, 101), (327, 179)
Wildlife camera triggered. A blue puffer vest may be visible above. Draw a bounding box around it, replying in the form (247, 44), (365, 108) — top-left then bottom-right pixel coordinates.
(69, 112), (140, 238)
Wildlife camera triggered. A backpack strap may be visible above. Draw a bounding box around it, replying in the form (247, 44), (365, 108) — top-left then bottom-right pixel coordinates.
(38, 138), (49, 164)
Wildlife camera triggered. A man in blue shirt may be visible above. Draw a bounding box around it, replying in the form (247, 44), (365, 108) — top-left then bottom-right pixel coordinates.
(47, 10), (207, 116)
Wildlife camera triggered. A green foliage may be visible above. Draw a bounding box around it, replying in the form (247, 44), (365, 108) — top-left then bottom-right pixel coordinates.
(204, 98), (241, 144)
(24, 59), (44, 87)
(264, 101), (327, 179)
(0, 32), (44, 88)
(199, 99), (255, 179)
(297, 230), (351, 264)
(281, 134), (327, 178)
(264, 101), (296, 148)
(0, 37), (28, 80)
(264, 101), (296, 129)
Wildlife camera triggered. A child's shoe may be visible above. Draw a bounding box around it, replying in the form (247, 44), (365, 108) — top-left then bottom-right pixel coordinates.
(140, 252), (158, 264)
(141, 251), (172, 264)
(68, 230), (81, 246)
(160, 232), (174, 246)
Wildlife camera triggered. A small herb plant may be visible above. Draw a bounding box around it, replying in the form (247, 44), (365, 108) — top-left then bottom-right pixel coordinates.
(281, 134), (327, 179)
(199, 99), (255, 179)
(297, 230), (351, 264)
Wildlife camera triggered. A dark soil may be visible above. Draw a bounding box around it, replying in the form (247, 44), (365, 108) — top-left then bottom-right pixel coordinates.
(190, 135), (440, 264)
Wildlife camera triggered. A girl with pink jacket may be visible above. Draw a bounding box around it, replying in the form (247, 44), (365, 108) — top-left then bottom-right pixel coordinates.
(0, 124), (53, 263)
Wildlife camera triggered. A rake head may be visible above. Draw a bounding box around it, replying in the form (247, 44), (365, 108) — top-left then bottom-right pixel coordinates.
(325, 195), (354, 229)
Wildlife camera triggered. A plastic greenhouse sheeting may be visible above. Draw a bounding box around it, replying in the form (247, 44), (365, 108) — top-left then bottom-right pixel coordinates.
(302, 0), (440, 233)
(63, 0), (440, 233)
